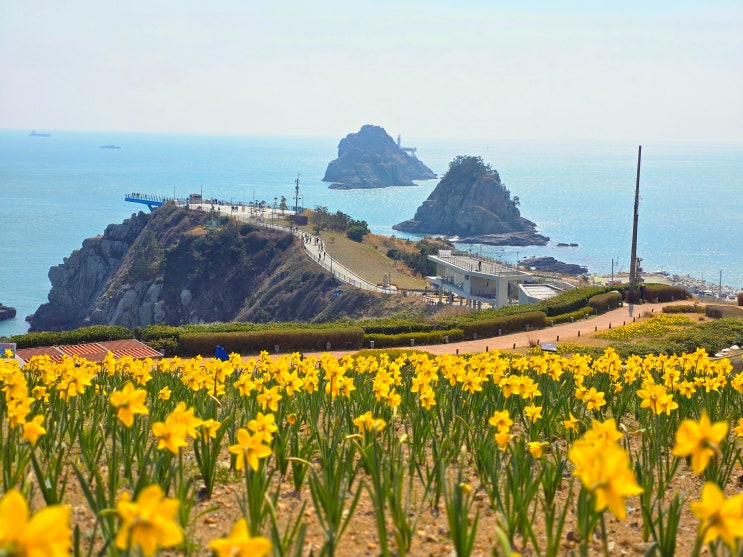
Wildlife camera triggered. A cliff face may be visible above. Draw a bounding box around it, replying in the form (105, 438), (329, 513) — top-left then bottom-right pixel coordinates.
(393, 155), (549, 246)
(322, 125), (436, 189)
(29, 205), (415, 332)
(0, 303), (16, 322)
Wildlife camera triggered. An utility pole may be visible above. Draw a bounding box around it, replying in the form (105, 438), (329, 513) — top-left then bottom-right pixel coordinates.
(294, 174), (301, 215)
(628, 146), (642, 303)
(720, 270), (723, 297)
(611, 258), (616, 284)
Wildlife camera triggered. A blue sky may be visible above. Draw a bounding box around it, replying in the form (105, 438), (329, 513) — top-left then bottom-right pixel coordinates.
(1, 1), (741, 142)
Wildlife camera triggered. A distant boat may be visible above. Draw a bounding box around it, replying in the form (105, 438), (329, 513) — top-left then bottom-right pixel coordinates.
(100, 144), (121, 149)
(29, 130), (51, 137)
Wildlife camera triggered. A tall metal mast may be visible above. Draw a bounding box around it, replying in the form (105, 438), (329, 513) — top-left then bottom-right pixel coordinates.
(628, 145), (642, 302)
(294, 174), (300, 215)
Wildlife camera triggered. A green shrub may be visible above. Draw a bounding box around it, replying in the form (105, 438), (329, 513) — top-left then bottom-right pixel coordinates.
(706, 306), (724, 319)
(662, 303), (705, 314)
(456, 311), (547, 340)
(138, 325), (182, 342)
(588, 291), (623, 313)
(547, 306), (595, 325)
(360, 319), (436, 335)
(705, 305), (743, 319)
(12, 325), (133, 349)
(738, 292), (743, 306)
(346, 224), (369, 242)
(641, 283), (691, 303)
(178, 327), (364, 356)
(540, 286), (608, 317)
(364, 328), (464, 348)
(662, 318), (743, 354)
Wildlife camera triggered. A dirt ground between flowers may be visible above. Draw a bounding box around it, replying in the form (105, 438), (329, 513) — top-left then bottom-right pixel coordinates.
(59, 442), (709, 557)
(50, 300), (741, 555)
(211, 301), (722, 555)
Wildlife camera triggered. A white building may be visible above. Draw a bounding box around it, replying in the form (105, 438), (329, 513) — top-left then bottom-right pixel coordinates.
(426, 250), (531, 309)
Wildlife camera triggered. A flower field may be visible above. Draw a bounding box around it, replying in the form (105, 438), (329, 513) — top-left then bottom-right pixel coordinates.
(2, 343), (743, 556)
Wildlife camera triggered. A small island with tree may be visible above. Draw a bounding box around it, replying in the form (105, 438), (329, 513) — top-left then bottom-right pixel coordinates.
(393, 155), (549, 246)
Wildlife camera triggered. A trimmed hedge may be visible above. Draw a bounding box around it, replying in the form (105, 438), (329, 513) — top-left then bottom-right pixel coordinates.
(11, 325), (133, 349)
(364, 328), (464, 349)
(178, 327), (364, 356)
(547, 306), (595, 325)
(588, 291), (623, 312)
(641, 283), (691, 303)
(705, 305), (743, 319)
(360, 320), (436, 335)
(457, 311), (547, 340)
(540, 286), (608, 317)
(662, 303), (706, 314)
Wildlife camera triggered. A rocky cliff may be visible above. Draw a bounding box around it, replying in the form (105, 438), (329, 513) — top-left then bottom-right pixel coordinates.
(393, 155), (549, 246)
(322, 125), (436, 189)
(30, 205), (420, 332)
(0, 303), (16, 322)
(520, 257), (587, 276)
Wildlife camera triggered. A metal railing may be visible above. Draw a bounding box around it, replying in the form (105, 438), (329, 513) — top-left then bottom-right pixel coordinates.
(215, 206), (400, 295)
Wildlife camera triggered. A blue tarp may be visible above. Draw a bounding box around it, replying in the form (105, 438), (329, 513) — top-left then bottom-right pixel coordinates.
(215, 345), (229, 361)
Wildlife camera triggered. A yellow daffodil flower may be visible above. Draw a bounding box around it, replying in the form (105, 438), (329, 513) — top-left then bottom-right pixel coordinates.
(22, 414), (47, 445)
(109, 382), (149, 427)
(528, 441), (549, 458)
(524, 404), (543, 422)
(200, 418), (222, 440)
(152, 415), (189, 454)
(690, 482), (743, 549)
(569, 436), (643, 520)
(488, 409), (513, 433)
(563, 412), (580, 432)
(671, 411), (728, 474)
(115, 484), (183, 556)
(248, 412), (278, 444)
(169, 402), (203, 438)
(209, 518), (272, 557)
(582, 387), (606, 412)
(229, 428), (272, 471)
(0, 489), (71, 556)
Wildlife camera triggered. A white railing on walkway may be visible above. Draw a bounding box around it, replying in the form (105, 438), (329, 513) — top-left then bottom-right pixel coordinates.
(197, 204), (399, 295)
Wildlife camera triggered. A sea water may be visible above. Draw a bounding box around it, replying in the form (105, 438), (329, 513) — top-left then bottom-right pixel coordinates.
(1, 130), (741, 337)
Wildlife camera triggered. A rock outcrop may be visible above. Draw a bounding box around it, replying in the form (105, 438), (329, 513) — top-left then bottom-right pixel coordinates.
(0, 303), (16, 322)
(29, 204), (424, 332)
(393, 155), (549, 246)
(322, 125), (436, 189)
(520, 257), (587, 276)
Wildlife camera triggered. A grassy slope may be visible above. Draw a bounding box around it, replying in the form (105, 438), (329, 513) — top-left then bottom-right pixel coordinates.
(281, 216), (428, 290)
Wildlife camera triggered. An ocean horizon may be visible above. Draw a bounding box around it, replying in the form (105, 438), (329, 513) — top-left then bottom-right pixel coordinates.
(1, 129), (741, 338)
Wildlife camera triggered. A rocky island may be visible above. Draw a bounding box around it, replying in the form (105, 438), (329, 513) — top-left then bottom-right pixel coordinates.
(393, 155), (549, 246)
(322, 125), (436, 189)
(520, 256), (587, 276)
(0, 303), (16, 322)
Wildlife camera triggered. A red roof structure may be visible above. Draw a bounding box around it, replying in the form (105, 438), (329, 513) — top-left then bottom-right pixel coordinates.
(16, 339), (162, 365)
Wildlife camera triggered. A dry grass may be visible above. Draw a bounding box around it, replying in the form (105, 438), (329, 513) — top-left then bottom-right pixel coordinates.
(284, 216), (429, 290)
(321, 232), (427, 289)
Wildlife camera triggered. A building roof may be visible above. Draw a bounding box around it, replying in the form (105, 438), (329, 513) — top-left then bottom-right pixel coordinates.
(16, 339), (162, 365)
(519, 283), (562, 301)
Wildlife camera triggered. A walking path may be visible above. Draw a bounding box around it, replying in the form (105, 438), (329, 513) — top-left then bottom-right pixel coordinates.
(193, 203), (397, 295)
